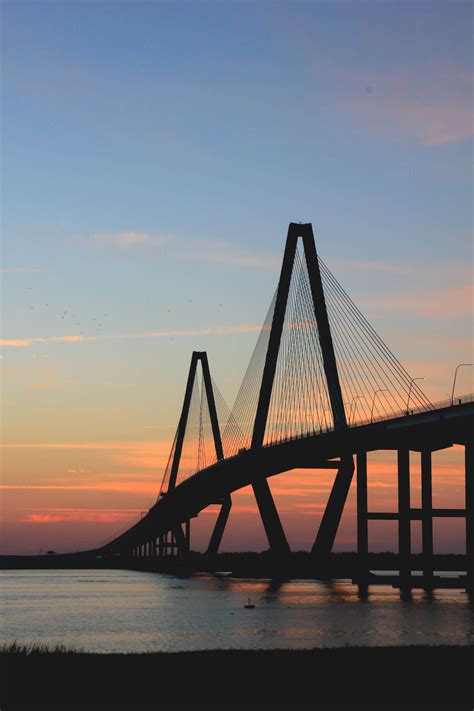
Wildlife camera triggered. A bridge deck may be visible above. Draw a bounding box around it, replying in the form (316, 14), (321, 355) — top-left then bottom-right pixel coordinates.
(100, 398), (473, 553)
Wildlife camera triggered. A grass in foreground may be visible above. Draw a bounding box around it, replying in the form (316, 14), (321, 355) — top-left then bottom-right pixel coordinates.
(1, 641), (81, 655)
(2, 644), (473, 708)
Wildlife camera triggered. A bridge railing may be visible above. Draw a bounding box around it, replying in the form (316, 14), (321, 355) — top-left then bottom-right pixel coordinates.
(178, 393), (473, 478)
(262, 392), (473, 446)
(250, 392), (473, 449)
(346, 391), (473, 431)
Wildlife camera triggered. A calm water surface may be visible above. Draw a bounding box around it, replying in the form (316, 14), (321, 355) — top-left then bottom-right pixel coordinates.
(1, 569), (473, 652)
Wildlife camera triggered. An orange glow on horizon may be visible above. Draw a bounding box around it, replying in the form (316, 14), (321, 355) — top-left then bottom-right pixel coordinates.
(0, 438), (467, 554)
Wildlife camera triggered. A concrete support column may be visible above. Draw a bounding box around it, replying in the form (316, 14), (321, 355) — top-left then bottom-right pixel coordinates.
(206, 496), (232, 555)
(252, 478), (290, 558)
(312, 455), (354, 562)
(421, 450), (434, 586)
(185, 520), (190, 550)
(173, 524), (189, 558)
(466, 443), (473, 589)
(398, 449), (411, 587)
(356, 452), (368, 579)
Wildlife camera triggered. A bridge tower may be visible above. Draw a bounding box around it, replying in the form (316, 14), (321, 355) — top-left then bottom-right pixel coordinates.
(251, 223), (354, 560)
(164, 351), (227, 556)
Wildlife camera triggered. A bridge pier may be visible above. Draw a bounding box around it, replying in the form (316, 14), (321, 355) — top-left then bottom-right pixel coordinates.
(185, 520), (190, 550)
(206, 496), (232, 555)
(173, 523), (190, 558)
(421, 450), (434, 586)
(311, 455), (354, 564)
(466, 442), (473, 590)
(398, 449), (411, 587)
(162, 533), (168, 557)
(356, 452), (368, 581)
(253, 478), (290, 558)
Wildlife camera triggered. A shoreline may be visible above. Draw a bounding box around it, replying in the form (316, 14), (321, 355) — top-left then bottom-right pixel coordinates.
(3, 645), (473, 708)
(0, 550), (467, 574)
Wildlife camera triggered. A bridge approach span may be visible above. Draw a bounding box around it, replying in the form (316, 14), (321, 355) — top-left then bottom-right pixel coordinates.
(101, 400), (473, 555)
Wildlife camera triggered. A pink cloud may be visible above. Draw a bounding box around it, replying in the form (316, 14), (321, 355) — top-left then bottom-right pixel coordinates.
(1, 267), (42, 273)
(0, 324), (266, 349)
(313, 59), (473, 146)
(173, 242), (280, 271)
(360, 283), (473, 318)
(88, 232), (169, 249)
(24, 383), (57, 390)
(344, 93), (473, 146)
(1, 335), (88, 348)
(143, 324), (265, 338)
(0, 339), (33, 348)
(23, 508), (140, 523)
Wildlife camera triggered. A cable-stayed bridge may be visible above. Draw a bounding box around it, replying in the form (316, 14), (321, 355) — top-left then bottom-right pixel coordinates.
(70, 224), (474, 586)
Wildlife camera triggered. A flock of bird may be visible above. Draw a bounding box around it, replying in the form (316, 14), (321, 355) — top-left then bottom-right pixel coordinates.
(25, 289), (225, 339)
(28, 299), (108, 335)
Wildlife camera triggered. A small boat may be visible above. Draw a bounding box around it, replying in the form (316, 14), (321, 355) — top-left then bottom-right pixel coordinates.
(244, 598), (255, 609)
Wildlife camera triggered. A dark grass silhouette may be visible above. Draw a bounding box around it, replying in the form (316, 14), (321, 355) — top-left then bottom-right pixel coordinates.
(2, 644), (472, 709)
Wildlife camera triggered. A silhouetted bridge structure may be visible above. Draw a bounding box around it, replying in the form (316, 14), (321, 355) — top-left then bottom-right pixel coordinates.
(27, 224), (474, 587)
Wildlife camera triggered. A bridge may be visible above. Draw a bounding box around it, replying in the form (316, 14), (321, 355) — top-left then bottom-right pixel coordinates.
(52, 224), (474, 586)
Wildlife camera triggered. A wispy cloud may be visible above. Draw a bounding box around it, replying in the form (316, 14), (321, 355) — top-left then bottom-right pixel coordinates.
(21, 507), (141, 524)
(360, 283), (473, 318)
(79, 232), (469, 279)
(312, 59), (473, 146)
(24, 382), (61, 390)
(0, 335), (87, 348)
(0, 324), (265, 348)
(0, 440), (167, 450)
(171, 241), (280, 271)
(1, 266), (43, 273)
(327, 257), (471, 280)
(141, 324), (263, 338)
(1, 482), (160, 493)
(86, 232), (169, 249)
(340, 90), (473, 147)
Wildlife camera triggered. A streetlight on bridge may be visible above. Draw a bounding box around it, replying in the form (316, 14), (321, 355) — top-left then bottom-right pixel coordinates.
(406, 377), (425, 415)
(349, 395), (365, 425)
(451, 364), (473, 406)
(370, 389), (388, 423)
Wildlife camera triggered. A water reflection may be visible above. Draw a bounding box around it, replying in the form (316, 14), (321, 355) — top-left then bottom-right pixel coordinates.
(1, 569), (473, 653)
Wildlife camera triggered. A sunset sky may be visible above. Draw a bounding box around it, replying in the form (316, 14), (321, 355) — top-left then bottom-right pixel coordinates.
(1, 1), (472, 554)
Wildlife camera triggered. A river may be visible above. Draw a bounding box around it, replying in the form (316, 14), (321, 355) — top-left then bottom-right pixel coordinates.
(1, 569), (473, 653)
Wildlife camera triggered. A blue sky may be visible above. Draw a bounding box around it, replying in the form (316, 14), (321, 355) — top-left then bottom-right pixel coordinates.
(2, 0), (472, 420)
(1, 1), (472, 551)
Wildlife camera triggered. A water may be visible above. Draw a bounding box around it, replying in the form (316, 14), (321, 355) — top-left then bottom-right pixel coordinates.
(1, 569), (473, 653)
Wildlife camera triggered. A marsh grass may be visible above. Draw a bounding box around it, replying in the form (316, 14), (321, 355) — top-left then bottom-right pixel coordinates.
(1, 640), (81, 655)
(2, 644), (472, 706)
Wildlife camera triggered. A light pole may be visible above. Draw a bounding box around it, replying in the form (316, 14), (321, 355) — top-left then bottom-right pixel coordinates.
(349, 395), (365, 425)
(370, 389), (388, 423)
(406, 377), (425, 414)
(451, 363), (473, 405)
